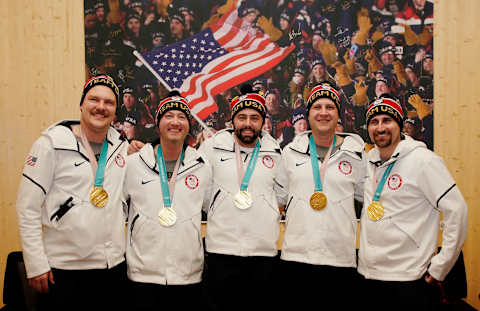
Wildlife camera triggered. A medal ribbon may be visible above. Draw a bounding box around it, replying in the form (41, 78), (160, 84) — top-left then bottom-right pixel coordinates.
(157, 145), (184, 208)
(371, 162), (396, 202)
(234, 138), (261, 191)
(309, 134), (337, 192)
(79, 126), (108, 187)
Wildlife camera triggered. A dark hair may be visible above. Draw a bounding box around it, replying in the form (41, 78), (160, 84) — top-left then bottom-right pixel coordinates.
(168, 90), (182, 97)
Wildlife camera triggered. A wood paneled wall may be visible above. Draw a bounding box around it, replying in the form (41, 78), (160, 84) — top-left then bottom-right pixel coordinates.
(0, 1), (85, 306)
(1, 0), (479, 308)
(435, 1), (480, 308)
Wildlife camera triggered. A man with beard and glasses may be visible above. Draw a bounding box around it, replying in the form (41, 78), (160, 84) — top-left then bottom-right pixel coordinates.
(279, 82), (366, 310)
(198, 85), (288, 311)
(358, 94), (468, 311)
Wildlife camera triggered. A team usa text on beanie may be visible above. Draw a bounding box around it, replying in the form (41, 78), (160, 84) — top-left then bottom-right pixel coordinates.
(365, 96), (404, 129)
(155, 92), (192, 126)
(80, 75), (120, 106)
(307, 82), (341, 113)
(230, 93), (267, 121)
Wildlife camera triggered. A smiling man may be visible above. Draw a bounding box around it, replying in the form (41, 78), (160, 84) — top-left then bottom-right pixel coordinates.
(198, 85), (287, 311)
(358, 95), (468, 310)
(123, 92), (212, 310)
(16, 75), (129, 310)
(279, 82), (366, 309)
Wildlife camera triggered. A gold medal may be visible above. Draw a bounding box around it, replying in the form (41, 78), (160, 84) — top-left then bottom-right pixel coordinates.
(234, 190), (252, 210)
(90, 186), (109, 207)
(158, 207), (177, 227)
(310, 192), (327, 210)
(367, 201), (384, 221)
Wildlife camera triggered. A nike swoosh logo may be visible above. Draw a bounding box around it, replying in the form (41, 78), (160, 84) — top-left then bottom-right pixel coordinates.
(295, 162), (306, 167)
(220, 158), (232, 162)
(74, 161), (87, 167)
(141, 179), (154, 185)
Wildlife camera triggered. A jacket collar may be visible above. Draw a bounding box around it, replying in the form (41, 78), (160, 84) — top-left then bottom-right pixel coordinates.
(44, 120), (124, 159)
(288, 131), (364, 156)
(367, 135), (427, 167)
(139, 142), (202, 173)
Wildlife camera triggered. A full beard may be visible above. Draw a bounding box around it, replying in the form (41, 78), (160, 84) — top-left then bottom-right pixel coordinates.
(234, 127), (261, 145)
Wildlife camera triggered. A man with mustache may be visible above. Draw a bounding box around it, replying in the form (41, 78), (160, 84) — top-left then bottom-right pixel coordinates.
(279, 82), (366, 309)
(358, 94), (468, 310)
(199, 85), (287, 311)
(15, 75), (129, 310)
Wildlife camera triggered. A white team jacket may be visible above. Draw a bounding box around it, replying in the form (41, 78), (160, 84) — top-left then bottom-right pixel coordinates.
(199, 129), (288, 257)
(358, 136), (468, 281)
(280, 131), (366, 267)
(124, 144), (212, 285)
(16, 120), (129, 279)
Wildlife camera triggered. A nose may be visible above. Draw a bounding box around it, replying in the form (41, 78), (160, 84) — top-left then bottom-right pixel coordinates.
(319, 106), (329, 115)
(171, 116), (180, 125)
(376, 120), (386, 132)
(96, 100), (106, 112)
(244, 117), (253, 127)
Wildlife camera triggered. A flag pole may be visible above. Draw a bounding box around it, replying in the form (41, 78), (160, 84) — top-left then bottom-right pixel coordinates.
(133, 50), (214, 138)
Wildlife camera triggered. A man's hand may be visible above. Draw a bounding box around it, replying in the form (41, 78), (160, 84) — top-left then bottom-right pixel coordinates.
(425, 273), (439, 284)
(28, 270), (54, 293)
(128, 140), (145, 155)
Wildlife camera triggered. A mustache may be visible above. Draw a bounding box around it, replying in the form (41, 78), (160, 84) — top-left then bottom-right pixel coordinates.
(92, 108), (108, 115)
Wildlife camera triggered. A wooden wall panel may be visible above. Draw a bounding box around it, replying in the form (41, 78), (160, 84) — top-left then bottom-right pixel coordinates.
(435, 0), (480, 308)
(0, 1), (84, 306)
(1, 0), (480, 309)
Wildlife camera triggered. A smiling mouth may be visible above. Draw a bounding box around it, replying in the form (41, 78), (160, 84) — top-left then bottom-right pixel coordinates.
(168, 128), (183, 133)
(93, 114), (108, 119)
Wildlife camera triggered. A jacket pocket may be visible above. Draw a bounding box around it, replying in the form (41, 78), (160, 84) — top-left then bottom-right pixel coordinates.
(48, 195), (81, 226)
(323, 194), (358, 260)
(284, 196), (305, 236)
(284, 196), (294, 214)
(208, 188), (228, 217)
(338, 194), (356, 221)
(366, 216), (418, 250)
(129, 214), (140, 246)
(127, 213), (164, 274)
(50, 197), (74, 222)
(189, 216), (204, 276)
(261, 192), (281, 217)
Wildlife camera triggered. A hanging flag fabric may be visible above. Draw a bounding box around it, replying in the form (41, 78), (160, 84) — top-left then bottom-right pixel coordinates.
(140, 6), (295, 120)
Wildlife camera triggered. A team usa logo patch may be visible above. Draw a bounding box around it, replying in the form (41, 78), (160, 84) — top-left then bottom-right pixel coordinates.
(338, 160), (352, 175)
(114, 154), (126, 168)
(387, 174), (403, 190)
(262, 155), (274, 169)
(185, 174), (199, 190)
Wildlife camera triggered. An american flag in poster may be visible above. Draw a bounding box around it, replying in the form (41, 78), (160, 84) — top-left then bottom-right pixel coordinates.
(140, 6), (295, 120)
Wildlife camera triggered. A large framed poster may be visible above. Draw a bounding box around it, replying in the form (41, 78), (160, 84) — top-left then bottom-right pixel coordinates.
(84, 0), (434, 150)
